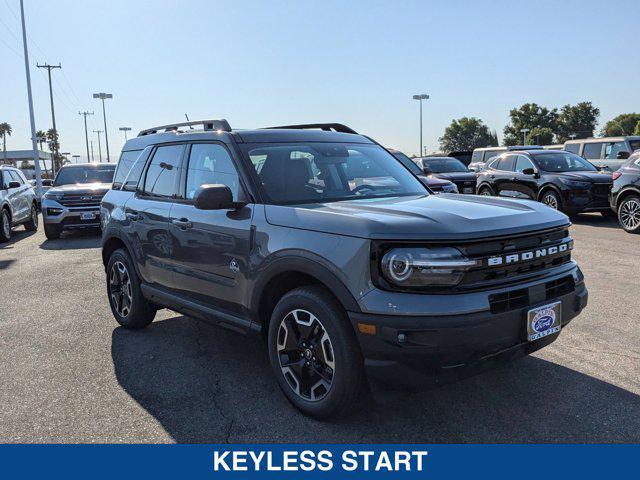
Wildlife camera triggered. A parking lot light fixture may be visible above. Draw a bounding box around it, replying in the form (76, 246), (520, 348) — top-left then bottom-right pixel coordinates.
(93, 92), (113, 161)
(412, 94), (429, 158)
(520, 128), (530, 145)
(119, 126), (132, 141)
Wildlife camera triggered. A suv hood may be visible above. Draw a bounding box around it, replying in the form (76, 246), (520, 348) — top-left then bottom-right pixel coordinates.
(418, 175), (452, 187)
(432, 172), (477, 182)
(47, 183), (112, 195)
(554, 171), (613, 183)
(265, 194), (569, 240)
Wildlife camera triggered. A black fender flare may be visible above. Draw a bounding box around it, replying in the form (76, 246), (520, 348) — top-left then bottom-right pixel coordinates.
(101, 228), (142, 277)
(537, 183), (563, 202)
(614, 186), (640, 210)
(250, 252), (361, 315)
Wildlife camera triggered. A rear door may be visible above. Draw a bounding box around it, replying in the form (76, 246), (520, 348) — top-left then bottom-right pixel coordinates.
(123, 144), (185, 289)
(169, 142), (254, 313)
(492, 155), (516, 196)
(6, 170), (29, 221)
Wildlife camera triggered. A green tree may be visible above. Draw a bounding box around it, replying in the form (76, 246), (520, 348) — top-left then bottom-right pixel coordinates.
(556, 102), (600, 142)
(503, 103), (559, 146)
(601, 113), (640, 137)
(35, 129), (53, 177)
(527, 127), (554, 146)
(634, 120), (640, 136)
(46, 128), (63, 173)
(0, 122), (12, 164)
(439, 117), (496, 152)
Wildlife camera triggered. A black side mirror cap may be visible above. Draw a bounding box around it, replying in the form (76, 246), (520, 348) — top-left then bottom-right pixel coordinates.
(521, 168), (537, 176)
(193, 184), (236, 210)
(617, 151), (631, 160)
(8, 181), (21, 189)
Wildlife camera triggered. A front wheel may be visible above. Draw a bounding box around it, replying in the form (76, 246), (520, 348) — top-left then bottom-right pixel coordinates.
(268, 285), (366, 419)
(540, 190), (562, 211)
(478, 185), (493, 196)
(0, 209), (11, 242)
(43, 223), (62, 240)
(106, 248), (157, 328)
(618, 195), (640, 233)
(24, 205), (39, 231)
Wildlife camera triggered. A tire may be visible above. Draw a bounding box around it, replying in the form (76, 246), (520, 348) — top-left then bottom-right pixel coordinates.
(268, 285), (367, 419)
(478, 185), (493, 196)
(24, 204), (39, 231)
(617, 194), (640, 234)
(0, 208), (11, 243)
(106, 248), (157, 329)
(43, 223), (62, 240)
(540, 189), (562, 211)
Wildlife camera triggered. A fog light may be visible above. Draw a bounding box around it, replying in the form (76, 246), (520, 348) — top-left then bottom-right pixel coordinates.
(46, 208), (63, 216)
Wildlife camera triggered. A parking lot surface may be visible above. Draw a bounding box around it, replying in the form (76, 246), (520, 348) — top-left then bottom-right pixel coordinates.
(0, 214), (638, 443)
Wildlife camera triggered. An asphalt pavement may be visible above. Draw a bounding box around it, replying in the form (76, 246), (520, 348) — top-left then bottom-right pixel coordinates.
(0, 214), (638, 443)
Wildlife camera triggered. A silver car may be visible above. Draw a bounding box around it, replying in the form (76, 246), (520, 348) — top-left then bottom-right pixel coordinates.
(42, 163), (116, 239)
(0, 166), (38, 242)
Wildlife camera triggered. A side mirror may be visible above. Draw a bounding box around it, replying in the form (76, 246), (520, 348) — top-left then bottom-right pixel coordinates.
(617, 151), (631, 160)
(422, 166), (433, 175)
(8, 181), (20, 189)
(193, 184), (234, 210)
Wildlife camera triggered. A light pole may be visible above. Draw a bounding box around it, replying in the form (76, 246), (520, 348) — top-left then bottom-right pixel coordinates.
(93, 92), (113, 161)
(119, 126), (132, 141)
(93, 130), (103, 162)
(60, 151), (70, 166)
(90, 141), (95, 163)
(412, 94), (429, 158)
(569, 133), (577, 140)
(520, 128), (530, 146)
(79, 111), (94, 163)
(72, 155), (80, 163)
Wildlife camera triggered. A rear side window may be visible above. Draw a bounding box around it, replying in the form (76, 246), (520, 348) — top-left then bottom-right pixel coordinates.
(565, 143), (580, 154)
(493, 155), (515, 171)
(582, 142), (603, 159)
(471, 150), (482, 162)
(112, 150), (142, 189)
(483, 150), (500, 163)
(605, 141), (628, 159)
(143, 145), (185, 198)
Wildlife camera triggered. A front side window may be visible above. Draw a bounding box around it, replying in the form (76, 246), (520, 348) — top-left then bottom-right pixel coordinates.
(533, 152), (597, 172)
(54, 165), (116, 186)
(143, 144), (184, 197)
(514, 155), (535, 172)
(423, 158), (468, 173)
(243, 143), (426, 204)
(564, 143), (581, 154)
(8, 170), (24, 184)
(582, 142), (603, 159)
(605, 142), (628, 159)
(186, 144), (241, 200)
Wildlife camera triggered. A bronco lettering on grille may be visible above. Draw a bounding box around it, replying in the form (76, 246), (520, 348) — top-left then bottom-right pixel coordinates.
(486, 242), (571, 267)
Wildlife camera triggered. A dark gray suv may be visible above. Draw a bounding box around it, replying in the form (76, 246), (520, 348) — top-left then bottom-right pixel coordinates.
(101, 120), (588, 418)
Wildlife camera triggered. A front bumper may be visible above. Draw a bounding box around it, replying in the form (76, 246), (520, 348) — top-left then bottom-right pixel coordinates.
(42, 199), (101, 230)
(561, 185), (612, 213)
(349, 267), (588, 390)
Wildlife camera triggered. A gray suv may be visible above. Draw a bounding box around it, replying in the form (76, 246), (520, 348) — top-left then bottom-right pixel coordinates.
(42, 163), (116, 239)
(101, 120), (588, 418)
(0, 165), (38, 242)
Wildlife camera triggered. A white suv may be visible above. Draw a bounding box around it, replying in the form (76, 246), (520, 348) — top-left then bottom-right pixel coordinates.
(0, 166), (38, 242)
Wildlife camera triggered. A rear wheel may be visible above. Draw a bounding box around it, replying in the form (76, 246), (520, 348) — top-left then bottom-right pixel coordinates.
(106, 248), (157, 328)
(618, 195), (640, 233)
(540, 190), (562, 211)
(24, 204), (38, 231)
(43, 223), (62, 240)
(268, 285), (366, 419)
(0, 209), (11, 242)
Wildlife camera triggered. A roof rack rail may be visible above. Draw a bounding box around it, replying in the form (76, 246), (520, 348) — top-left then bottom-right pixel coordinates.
(137, 119), (231, 137)
(264, 123), (358, 134)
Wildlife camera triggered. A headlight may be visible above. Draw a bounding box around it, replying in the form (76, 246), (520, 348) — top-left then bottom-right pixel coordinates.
(380, 247), (478, 287)
(442, 183), (458, 193)
(44, 191), (64, 201)
(559, 178), (590, 189)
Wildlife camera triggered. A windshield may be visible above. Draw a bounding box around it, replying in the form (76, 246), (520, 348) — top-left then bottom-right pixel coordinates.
(243, 143), (427, 204)
(533, 152), (597, 172)
(423, 158), (469, 173)
(54, 165), (116, 186)
(390, 151), (423, 175)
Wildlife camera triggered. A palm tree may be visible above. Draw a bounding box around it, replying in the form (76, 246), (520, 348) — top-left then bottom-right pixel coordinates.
(0, 122), (12, 165)
(46, 128), (61, 174)
(36, 130), (51, 177)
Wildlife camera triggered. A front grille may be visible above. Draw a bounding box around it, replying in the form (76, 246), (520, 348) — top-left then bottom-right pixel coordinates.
(59, 193), (106, 207)
(489, 287), (529, 314)
(545, 275), (574, 300)
(592, 183), (612, 196)
(489, 275), (575, 314)
(453, 180), (476, 193)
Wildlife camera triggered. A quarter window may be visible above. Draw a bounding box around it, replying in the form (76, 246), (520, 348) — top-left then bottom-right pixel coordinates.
(143, 144), (184, 197)
(582, 142), (603, 159)
(185, 144), (241, 200)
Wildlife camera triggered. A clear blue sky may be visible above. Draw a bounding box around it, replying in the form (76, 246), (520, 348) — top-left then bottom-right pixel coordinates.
(1, 0), (639, 161)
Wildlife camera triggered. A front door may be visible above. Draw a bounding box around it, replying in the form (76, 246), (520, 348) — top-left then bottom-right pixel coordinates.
(169, 142), (254, 314)
(123, 144), (185, 289)
(511, 155), (538, 199)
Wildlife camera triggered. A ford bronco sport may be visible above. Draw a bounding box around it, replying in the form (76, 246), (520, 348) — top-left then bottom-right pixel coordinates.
(101, 120), (588, 418)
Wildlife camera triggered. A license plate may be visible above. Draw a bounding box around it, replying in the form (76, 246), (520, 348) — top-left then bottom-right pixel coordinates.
(81, 212), (96, 220)
(527, 302), (561, 341)
(463, 187), (474, 194)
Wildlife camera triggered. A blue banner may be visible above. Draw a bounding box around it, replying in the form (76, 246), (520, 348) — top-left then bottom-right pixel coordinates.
(0, 444), (637, 479)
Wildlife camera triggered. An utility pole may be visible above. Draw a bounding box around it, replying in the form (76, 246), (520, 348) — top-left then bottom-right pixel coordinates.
(19, 0), (42, 197)
(79, 111), (93, 163)
(90, 140), (95, 162)
(37, 62), (61, 175)
(93, 93), (113, 161)
(93, 130), (103, 162)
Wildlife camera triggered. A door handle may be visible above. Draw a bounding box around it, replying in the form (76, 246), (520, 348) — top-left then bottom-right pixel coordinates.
(172, 218), (192, 230)
(126, 212), (142, 221)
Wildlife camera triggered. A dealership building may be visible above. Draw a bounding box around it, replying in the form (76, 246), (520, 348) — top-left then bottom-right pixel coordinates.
(1, 149), (53, 179)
